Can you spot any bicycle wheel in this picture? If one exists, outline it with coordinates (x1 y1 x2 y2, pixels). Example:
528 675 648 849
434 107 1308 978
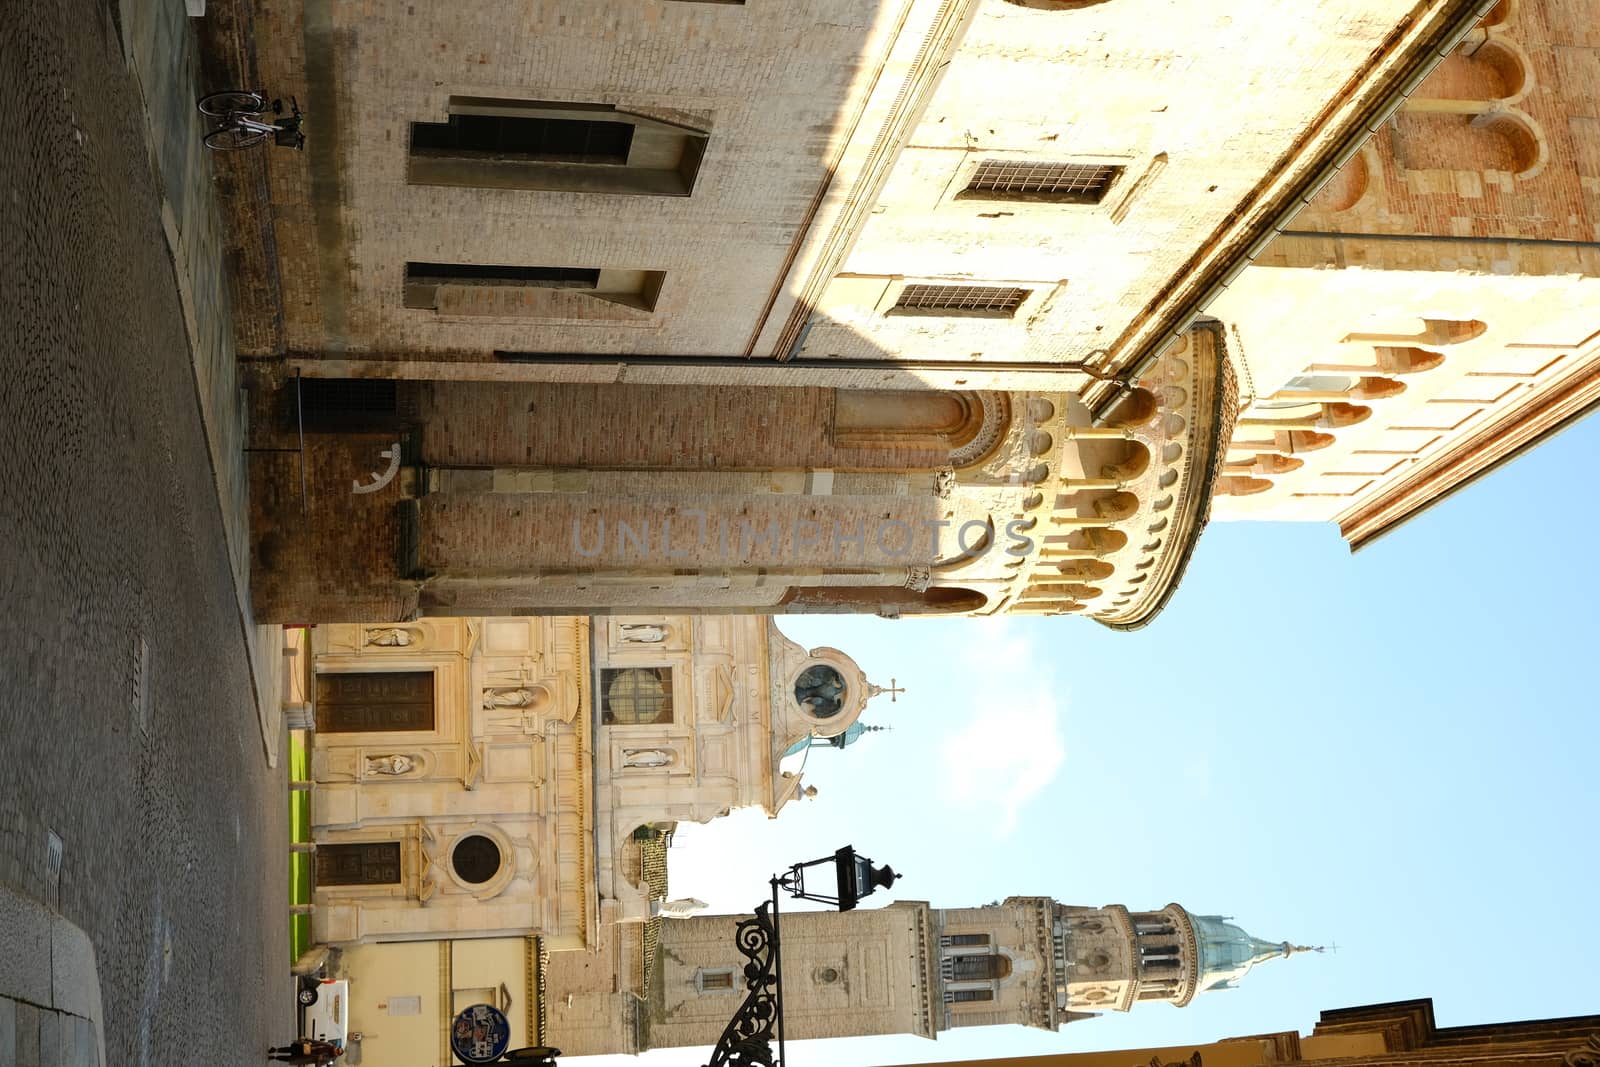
203 125 270 151
197 90 265 116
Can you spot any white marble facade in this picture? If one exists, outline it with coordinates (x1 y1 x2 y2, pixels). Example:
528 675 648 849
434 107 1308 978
307 615 877 949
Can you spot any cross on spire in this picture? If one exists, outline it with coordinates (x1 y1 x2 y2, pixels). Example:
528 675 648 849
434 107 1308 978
866 678 907 704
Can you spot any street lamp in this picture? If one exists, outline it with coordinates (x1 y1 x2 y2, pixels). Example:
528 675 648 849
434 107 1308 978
778 845 900 912
704 845 900 1067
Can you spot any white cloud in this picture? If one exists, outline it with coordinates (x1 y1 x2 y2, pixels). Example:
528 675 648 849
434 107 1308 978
937 619 1066 837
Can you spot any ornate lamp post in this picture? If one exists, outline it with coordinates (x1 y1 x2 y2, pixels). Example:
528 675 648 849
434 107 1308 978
707 845 900 1067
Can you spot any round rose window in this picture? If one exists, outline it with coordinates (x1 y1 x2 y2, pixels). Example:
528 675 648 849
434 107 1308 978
453 834 502 885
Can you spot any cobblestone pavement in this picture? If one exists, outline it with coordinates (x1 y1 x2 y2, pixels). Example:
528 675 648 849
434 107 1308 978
0 0 289 1061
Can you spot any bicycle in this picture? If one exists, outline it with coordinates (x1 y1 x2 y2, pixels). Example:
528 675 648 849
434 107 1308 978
197 90 305 151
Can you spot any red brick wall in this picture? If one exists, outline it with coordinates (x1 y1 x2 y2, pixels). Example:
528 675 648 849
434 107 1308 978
418 382 951 472
1294 0 1600 242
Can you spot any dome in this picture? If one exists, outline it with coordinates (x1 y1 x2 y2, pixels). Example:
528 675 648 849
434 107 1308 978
1188 913 1307 993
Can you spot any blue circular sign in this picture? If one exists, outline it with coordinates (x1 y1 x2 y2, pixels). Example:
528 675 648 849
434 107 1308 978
451 1003 512 1064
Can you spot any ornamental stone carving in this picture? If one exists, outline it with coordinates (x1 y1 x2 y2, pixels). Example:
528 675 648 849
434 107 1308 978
365 754 417 776
948 392 1011 468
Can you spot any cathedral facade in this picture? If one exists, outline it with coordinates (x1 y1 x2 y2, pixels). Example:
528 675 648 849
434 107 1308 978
295 611 887 1058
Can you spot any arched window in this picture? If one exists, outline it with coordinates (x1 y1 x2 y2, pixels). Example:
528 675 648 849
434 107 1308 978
950 954 1012 981
832 389 997 460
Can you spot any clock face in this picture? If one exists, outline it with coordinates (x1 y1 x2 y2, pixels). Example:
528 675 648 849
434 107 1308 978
794 665 847 719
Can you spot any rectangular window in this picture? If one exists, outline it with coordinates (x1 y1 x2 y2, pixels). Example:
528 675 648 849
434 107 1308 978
316 842 402 886
411 113 634 164
315 671 436 733
405 263 601 289
941 934 991 947
403 262 665 315
696 969 738 992
295 377 399 432
891 284 1029 317
601 667 675 725
409 98 709 196
963 160 1122 203
944 989 994 1003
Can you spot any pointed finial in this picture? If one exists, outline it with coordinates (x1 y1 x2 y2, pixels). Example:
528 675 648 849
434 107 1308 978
1285 944 1326 955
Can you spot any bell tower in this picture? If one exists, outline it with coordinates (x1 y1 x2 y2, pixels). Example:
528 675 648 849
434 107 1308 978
628 897 1315 1054
544 894 1314 1055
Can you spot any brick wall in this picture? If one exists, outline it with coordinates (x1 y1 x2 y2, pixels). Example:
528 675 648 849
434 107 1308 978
1290 0 1600 243
418 381 949 471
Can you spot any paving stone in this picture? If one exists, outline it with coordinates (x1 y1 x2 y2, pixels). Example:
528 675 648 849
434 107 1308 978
68 1014 94 1067
0 997 15 1067
13 1007 38 1067
0 0 290 1062
36 1009 60 1067
0 892 51 1007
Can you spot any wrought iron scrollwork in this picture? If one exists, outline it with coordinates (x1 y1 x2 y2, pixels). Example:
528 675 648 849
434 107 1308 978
705 901 782 1067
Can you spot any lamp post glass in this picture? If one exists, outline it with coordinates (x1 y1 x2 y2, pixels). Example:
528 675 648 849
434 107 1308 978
778 845 899 912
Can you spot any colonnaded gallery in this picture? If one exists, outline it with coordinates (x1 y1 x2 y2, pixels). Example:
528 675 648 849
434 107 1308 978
236 0 1600 628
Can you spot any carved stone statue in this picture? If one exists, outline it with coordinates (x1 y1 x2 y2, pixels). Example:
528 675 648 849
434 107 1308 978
483 688 538 709
365 754 416 776
366 627 414 647
656 897 709 918
622 748 673 768
619 624 668 643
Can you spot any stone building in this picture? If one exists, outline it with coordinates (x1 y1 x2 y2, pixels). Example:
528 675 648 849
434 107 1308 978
236 0 1503 625
297 612 887 1055
1198 0 1600 546
545 897 1314 1056
885 998 1600 1067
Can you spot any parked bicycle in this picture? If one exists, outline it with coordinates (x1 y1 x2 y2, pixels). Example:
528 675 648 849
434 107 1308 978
197 90 305 151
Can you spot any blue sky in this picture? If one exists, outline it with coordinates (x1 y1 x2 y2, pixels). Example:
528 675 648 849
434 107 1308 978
584 410 1600 1067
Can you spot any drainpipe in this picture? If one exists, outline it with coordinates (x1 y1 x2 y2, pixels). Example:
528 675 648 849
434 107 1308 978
1090 0 1503 424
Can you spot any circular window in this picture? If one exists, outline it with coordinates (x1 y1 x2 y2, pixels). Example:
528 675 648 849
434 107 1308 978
453 834 502 885
815 967 840 985
794 665 847 719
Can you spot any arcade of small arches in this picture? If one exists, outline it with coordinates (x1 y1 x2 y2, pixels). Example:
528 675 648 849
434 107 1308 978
1217 317 1478 501
917 326 1236 629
